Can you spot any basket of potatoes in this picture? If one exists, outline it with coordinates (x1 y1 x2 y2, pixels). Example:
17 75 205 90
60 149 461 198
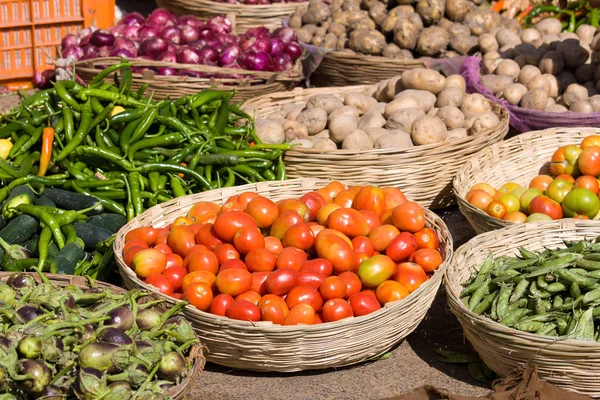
288 0 519 86
243 68 509 209
461 17 600 132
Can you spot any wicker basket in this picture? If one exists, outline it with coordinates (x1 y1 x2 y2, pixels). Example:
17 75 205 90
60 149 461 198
454 127 600 234
0 272 204 400
156 0 308 34
243 87 510 210
75 57 302 101
114 178 453 372
446 219 600 398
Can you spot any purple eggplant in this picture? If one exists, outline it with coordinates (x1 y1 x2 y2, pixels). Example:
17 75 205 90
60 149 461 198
98 327 133 345
17 359 52 395
158 351 188 382
107 307 134 331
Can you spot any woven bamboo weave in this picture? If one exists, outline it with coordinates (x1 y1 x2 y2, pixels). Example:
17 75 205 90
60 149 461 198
114 178 452 372
243 87 509 210
0 272 204 399
453 127 600 234
75 57 302 101
446 219 600 398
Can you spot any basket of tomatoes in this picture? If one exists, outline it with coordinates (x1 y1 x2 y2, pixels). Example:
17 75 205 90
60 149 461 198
454 127 600 234
114 178 452 372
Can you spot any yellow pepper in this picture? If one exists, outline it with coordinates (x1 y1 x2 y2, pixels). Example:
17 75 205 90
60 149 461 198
0 139 12 159
109 106 126 117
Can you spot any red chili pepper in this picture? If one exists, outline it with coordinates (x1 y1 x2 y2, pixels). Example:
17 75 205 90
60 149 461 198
517 4 536 22
492 0 505 13
37 127 54 177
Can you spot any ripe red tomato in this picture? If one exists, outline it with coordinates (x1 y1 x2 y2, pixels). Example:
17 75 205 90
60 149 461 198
314 313 324 324
300 258 333 277
123 246 145 268
188 223 203 235
410 249 443 273
221 202 244 213
182 270 216 292
153 244 173 255
210 293 234 316
215 268 253 296
395 262 427 292
297 270 326 290
307 222 325 239
251 271 270 295
265 268 298 295
413 228 440 250
283 304 315 325
359 210 381 235
133 249 167 278
315 232 354 274
376 280 409 305
188 250 219 275
270 210 305 239
187 202 220 223
391 202 426 233
233 225 265 254
124 239 148 254
348 292 381 317
315 229 353 248
264 236 283 255
245 248 277 272
282 223 315 250
155 232 169 246
162 266 187 292
167 225 197 257
319 276 347 300
327 208 369 238
357 255 396 287
352 236 374 256
528 195 563 220
183 282 213 311
165 253 184 270
382 187 408 211
529 175 553 191
182 245 209 269
386 232 418 262
258 294 290 317
236 290 262 305
578 146 600 176
278 199 310 222
322 298 354 322
237 192 261 208
213 244 240 265
275 247 308 271
316 203 342 226
125 227 158 246
259 301 285 324
338 272 362 298
286 286 323 311
316 181 345 203
173 216 194 227
195 223 224 251
146 274 174 295
226 300 261 322
213 211 257 242
575 175 600 194
220 259 248 271
333 189 357 208
299 192 327 221
246 197 279 229
368 225 400 252
352 252 369 274
353 186 386 217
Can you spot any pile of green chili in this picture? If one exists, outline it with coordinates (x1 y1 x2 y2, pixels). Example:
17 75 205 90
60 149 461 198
520 1 599 31
461 237 600 341
0 61 290 221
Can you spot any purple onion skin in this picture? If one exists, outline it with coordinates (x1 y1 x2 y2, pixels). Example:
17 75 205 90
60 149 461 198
245 27 270 39
181 25 199 44
197 27 214 41
239 50 271 71
158 67 178 76
90 30 115 47
33 70 55 90
177 47 201 64
272 27 296 43
198 46 219 63
156 51 178 63
61 34 79 49
133 66 159 74
219 44 241 66
271 39 284 56
272 53 293 71
283 42 302 60
207 16 233 34
160 26 182 45
61 45 84 60
147 8 177 28
113 38 137 55
166 43 178 54
109 48 135 58
178 69 204 78
82 44 98 56
97 46 111 57
121 25 141 40
178 15 201 28
139 26 160 41
139 37 169 58
119 12 145 26
80 33 92 47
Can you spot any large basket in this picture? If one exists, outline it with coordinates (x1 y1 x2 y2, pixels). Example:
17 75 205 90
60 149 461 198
114 178 453 372
446 219 600 398
75 57 302 101
243 87 510 210
0 272 204 400
156 0 308 34
454 127 600 234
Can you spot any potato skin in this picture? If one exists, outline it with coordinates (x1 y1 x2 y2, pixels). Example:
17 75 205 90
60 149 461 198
519 88 548 110
386 108 426 131
445 0 468 22
461 93 492 118
302 2 331 25
348 29 387 55
494 59 520 79
518 65 541 86
478 33 499 53
469 111 500 135
416 26 450 56
535 18 562 36
401 68 446 94
481 75 514 95
415 0 445 26
436 106 465 130
312 138 338 150
296 108 328 135
392 19 420 50
411 115 448 145
538 51 564 75
436 87 464 108
255 119 285 144
445 74 466 92
450 35 479 55
358 108 387 130
502 83 528 105
373 131 414 149
342 129 372 149
306 94 344 114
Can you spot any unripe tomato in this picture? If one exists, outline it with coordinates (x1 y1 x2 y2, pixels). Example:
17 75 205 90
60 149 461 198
276 247 308 271
146 274 174 295
125 227 158 247
215 268 253 296
410 248 443 273
316 203 342 226
265 268 298 295
133 249 167 278
466 190 494 211
182 270 216 292
376 280 409 305
556 174 576 184
286 286 323 312
562 188 600 218
183 282 213 311
162 266 187 292
368 225 400 252
385 232 418 262
546 178 574 204
245 248 277 272
499 194 520 214
382 187 407 211
282 223 314 250
214 211 257 242
358 255 396 287
322 298 354 322
394 262 427 292
226 300 260 322
246 197 279 228
353 186 386 217
391 202 426 233
167 225 197 258
195 223 224 251
233 225 265 254
283 304 315 325
497 182 521 196
327 208 369 238
348 292 381 317
413 228 439 250
319 276 347 300
519 188 543 213
210 293 234 316
550 145 582 177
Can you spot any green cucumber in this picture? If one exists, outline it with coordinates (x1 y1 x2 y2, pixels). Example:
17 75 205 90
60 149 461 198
55 242 85 275
86 213 127 234
33 196 56 207
0 214 38 244
43 188 103 214
73 222 112 250
5 185 35 202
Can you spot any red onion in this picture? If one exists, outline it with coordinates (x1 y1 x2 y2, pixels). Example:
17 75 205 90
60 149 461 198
283 42 302 59
113 38 137 56
177 15 201 28
33 69 55 89
177 47 202 64
272 27 296 43
239 50 271 71
180 25 199 44
271 39 284 55
98 46 112 57
158 67 178 76
198 27 214 40
161 26 182 44
137 55 154 61
139 37 169 58
61 34 79 49
245 27 270 39
198 46 219 65
207 16 232 35
119 12 145 26
147 8 176 28
82 45 98 57
139 26 160 40
133 66 158 74
272 53 293 71
80 33 92 47
219 44 241 66
90 30 115 47
254 37 272 53
110 48 135 58
62 45 84 60
79 28 93 39
156 51 178 63
166 43 178 54
121 25 141 40
258 0 270 5
245 0 259 4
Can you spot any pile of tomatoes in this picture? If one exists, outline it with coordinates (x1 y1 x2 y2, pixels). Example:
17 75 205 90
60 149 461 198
467 135 600 222
121 181 443 326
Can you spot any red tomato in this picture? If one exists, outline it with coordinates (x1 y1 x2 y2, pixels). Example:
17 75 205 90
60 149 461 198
270 210 304 239
226 195 239 203
575 175 600 194
278 199 310 222
380 210 393 225
258 294 290 317
183 282 213 311
188 250 219 275
333 189 357 208
352 236 374 256
353 186 386 217
226 300 261 322
195 223 224 251
391 202 426 233
410 249 443 273
315 229 353 248
210 293 234 316
165 253 184 270
215 268 253 296
486 200 508 219
529 175 553 191
395 262 427 292
307 222 325 238
322 298 354 322
283 304 315 325
327 208 369 238
245 248 277 272
125 227 158 246
352 252 369 274
182 270 216 292
167 225 197 258
133 249 167 278
359 210 381 235
265 268 298 295
251 271 270 294
368 225 400 252
286 286 323 311
213 211 257 242
376 280 409 305
146 274 174 295
182 245 209 269
170 293 183 300
123 246 145 268
282 223 315 250
348 292 381 317
221 202 244 213
316 203 342 227
413 228 440 250
299 192 327 221
314 233 354 274
276 247 308 271
220 259 248 271
124 240 148 254
319 276 347 300
386 232 418 262
233 225 265 254
246 197 279 229
236 290 262 305
300 258 333 277
316 181 345 203
357 255 396 287
237 192 261 208
173 216 194 227
528 195 563 220
153 244 173 255
338 271 362 298
187 201 220 223
259 301 285 324
264 236 283 255
213 244 240 265
297 270 326 290
579 146 600 176
155 232 169 246
382 187 408 211
163 266 187 292
188 223 203 235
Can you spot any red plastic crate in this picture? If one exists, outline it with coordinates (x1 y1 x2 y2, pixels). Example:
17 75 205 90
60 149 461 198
0 0 114 85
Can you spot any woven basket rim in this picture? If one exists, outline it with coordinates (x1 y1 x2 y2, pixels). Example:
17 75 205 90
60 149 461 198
166 0 308 11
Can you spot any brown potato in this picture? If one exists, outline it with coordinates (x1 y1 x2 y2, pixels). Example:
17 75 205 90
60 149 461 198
520 88 548 110
445 0 468 21
306 94 344 114
469 111 499 135
478 33 499 53
436 87 465 108
518 65 541 86
448 23 470 37
358 109 387 130
416 26 450 56
401 68 446 94
348 29 386 55
302 2 331 25
526 75 551 96
436 105 465 129
411 115 447 145
461 93 491 118
535 18 562 36
494 59 520 79
373 131 414 149
342 129 372 149
502 83 527 105
481 75 514 94
255 119 285 144
445 74 466 92
450 35 479 55
556 39 590 69
386 108 426 131
312 138 338 150
392 19 420 50
415 0 445 26
575 64 596 84
296 108 328 135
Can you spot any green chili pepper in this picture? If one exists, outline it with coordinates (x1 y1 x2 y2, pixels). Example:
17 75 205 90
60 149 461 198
73 146 135 171
54 100 92 162
276 156 286 181
71 182 126 216
140 163 213 190
127 132 183 162
15 204 65 249
78 88 147 108
54 81 82 112
8 135 31 159
37 226 53 271
109 109 144 127
170 175 186 198
90 61 132 86
129 107 158 144
128 172 144 216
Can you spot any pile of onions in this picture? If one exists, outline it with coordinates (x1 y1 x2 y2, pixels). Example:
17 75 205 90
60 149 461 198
58 8 302 76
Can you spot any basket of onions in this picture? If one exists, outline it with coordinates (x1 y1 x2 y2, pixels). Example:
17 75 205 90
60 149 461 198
71 9 303 101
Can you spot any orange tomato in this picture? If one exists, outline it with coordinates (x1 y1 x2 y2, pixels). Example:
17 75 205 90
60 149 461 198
188 250 219 275
195 223 224 251
575 175 600 194
394 262 427 292
353 186 386 216
316 181 346 203
275 247 308 271
368 224 401 252
246 197 279 229
220 202 245 213
410 248 443 273
327 208 369 238
270 210 304 239
264 236 283 255
391 202 426 233
556 174 576 184
359 210 382 235
319 276 347 300
237 192 261 208
233 225 265 254
529 175 553 191
167 225 197 258
173 216 194 226
315 229 353 249
277 199 310 222
125 227 158 247
486 200 507 219
466 189 494 211
187 201 220 223
133 248 167 278
382 187 408 211
376 280 409 305
283 304 315 325
213 243 240 265
245 248 277 272
259 294 290 317
214 211 257 242
215 268 253 296
503 211 527 223
413 228 439 250
581 135 600 149
183 282 213 311
322 298 354 322
578 146 600 176
352 236 375 256
282 222 315 250
235 290 262 305
333 189 357 208
316 203 342 226
182 270 217 292
470 183 496 197
315 232 354 274
259 301 286 324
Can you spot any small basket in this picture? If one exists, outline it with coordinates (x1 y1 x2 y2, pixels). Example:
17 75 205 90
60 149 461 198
156 0 308 34
75 57 302 101
0 272 204 400
243 87 510 210
114 178 453 372
454 127 600 234
446 219 600 398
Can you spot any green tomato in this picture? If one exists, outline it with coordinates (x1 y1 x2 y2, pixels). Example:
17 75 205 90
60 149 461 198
546 178 574 204
499 194 520 213
519 188 543 213
510 187 527 199
357 255 396 287
562 188 600 218
525 213 553 222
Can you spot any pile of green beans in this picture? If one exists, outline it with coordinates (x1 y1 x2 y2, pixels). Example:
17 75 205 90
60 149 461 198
461 238 600 341
0 61 290 221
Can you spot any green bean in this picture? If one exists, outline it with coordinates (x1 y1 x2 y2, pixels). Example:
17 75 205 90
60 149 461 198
587 270 600 279
496 284 513 320
519 247 539 260
583 288 600 305
576 258 600 270
552 295 584 311
499 308 529 327
546 282 567 293
519 312 557 323
555 269 598 288
461 280 485 297
473 290 498 315
490 291 499 320
515 321 545 332
570 282 582 299
468 278 490 311
510 278 530 303
536 323 558 336
553 295 564 309
506 298 528 313
573 308 595 340
522 254 579 278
